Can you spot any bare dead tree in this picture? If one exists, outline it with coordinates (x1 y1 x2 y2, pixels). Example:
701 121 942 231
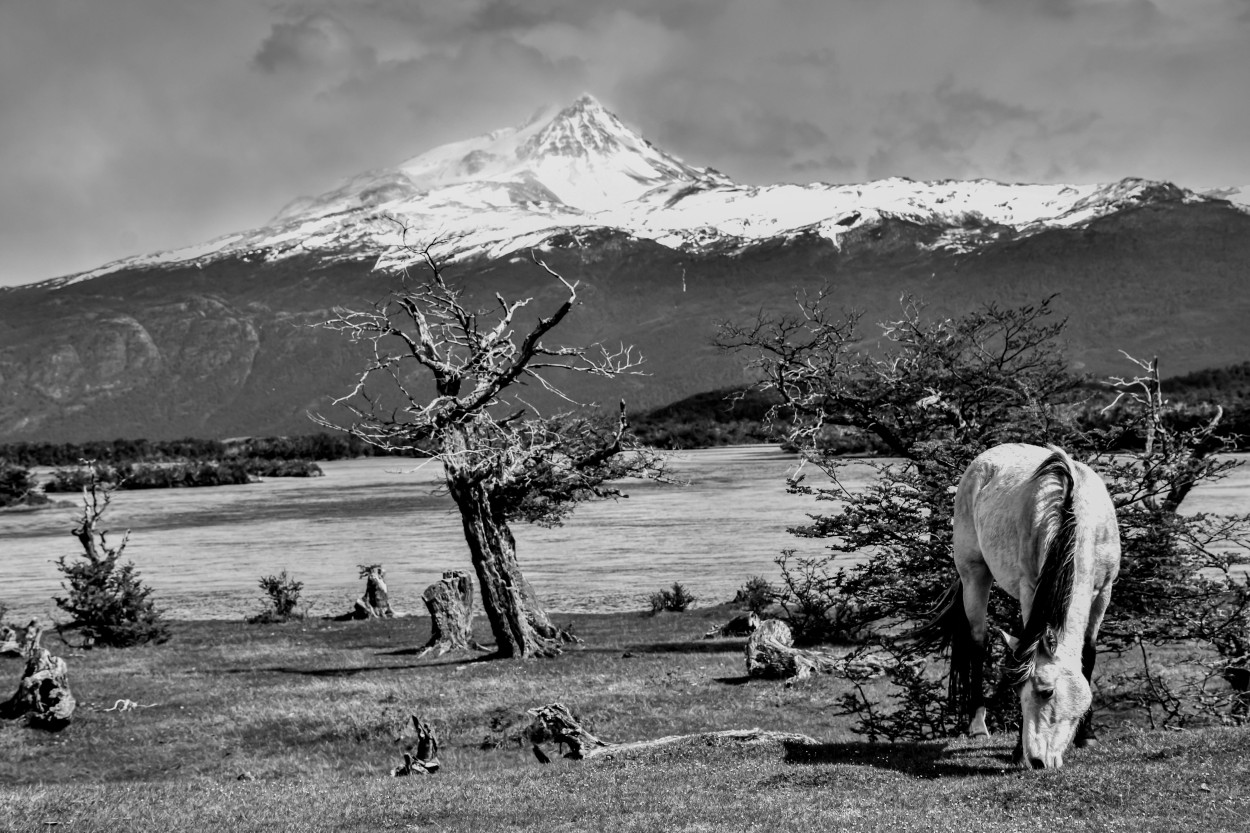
316 238 660 658
1100 352 1234 513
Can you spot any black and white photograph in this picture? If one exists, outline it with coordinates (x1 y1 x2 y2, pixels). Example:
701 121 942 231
2 1 1248 828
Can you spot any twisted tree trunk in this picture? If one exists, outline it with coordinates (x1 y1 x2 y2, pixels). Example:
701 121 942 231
446 473 575 658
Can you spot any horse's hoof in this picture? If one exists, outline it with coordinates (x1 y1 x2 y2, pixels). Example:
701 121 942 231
968 730 991 740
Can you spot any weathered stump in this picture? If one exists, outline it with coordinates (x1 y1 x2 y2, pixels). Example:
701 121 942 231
416 570 485 657
526 703 611 759
339 564 394 620
702 611 759 640
1 646 76 729
526 702 818 763
745 619 838 680
391 714 440 776
1 620 45 659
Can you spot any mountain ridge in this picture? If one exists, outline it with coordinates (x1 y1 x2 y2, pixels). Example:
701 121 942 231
33 95 1246 291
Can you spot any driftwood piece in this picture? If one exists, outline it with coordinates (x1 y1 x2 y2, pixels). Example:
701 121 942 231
391 714 440 776
702 611 759 640
416 570 485 657
1 646 76 729
745 619 838 680
526 702 818 763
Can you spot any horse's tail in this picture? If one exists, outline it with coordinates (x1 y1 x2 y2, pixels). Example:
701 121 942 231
911 577 978 722
1016 445 1079 676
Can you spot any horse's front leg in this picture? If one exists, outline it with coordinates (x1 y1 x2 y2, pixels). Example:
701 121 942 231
1074 640 1098 747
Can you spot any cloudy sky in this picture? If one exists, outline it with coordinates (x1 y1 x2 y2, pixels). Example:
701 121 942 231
2 0 1248 287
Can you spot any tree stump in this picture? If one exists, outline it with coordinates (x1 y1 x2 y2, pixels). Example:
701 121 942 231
355 564 394 619
526 702 818 763
1 646 76 729
391 714 440 776
417 570 486 657
745 619 838 680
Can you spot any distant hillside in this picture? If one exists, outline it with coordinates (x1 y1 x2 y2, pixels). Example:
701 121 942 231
1164 361 1250 404
3 195 1249 444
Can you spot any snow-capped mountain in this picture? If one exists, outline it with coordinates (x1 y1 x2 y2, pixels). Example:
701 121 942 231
56 94 1241 286
7 94 1250 443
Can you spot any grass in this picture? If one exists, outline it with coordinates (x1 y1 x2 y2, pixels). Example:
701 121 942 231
1 607 1248 832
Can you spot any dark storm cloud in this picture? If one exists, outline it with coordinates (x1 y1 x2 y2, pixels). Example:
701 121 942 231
2 0 1248 286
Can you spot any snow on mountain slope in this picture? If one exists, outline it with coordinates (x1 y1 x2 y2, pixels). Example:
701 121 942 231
52 95 1238 286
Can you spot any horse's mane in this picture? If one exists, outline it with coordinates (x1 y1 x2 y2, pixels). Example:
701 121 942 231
1012 446 1079 680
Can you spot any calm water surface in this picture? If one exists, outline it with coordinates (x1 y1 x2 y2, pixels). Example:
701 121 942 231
0 447 844 620
2 448 1246 621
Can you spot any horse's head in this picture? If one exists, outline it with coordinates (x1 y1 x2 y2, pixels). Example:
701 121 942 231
1002 629 1092 769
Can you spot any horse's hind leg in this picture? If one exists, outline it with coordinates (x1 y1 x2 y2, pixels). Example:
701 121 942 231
955 561 993 738
1075 585 1113 748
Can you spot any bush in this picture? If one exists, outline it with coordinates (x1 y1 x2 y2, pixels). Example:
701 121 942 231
249 571 304 624
243 458 323 477
649 582 697 614
734 575 778 614
55 473 168 647
44 460 259 491
0 460 47 508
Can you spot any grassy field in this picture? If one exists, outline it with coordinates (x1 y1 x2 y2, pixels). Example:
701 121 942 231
1 607 1248 832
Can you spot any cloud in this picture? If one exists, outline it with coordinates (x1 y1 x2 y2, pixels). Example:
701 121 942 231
252 14 376 75
1 0 1249 286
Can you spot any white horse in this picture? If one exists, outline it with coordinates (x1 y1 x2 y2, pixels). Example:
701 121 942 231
927 443 1121 769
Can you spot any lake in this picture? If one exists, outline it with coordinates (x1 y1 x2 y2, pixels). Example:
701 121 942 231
2 447 1246 622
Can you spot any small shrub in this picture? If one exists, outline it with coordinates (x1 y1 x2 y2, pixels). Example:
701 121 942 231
55 471 168 647
649 582 697 614
734 575 778 614
249 571 304 624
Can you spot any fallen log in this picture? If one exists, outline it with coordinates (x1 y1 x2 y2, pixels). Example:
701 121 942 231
391 714 440 776
416 570 487 657
745 619 838 680
526 702 818 763
1 646 76 729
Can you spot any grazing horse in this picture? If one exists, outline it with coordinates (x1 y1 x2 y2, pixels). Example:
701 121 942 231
927 443 1120 769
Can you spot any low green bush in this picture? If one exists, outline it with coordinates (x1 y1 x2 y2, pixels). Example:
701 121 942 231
248 571 305 624
649 582 697 614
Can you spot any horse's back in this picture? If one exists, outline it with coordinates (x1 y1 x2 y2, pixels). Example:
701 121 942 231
953 443 1118 602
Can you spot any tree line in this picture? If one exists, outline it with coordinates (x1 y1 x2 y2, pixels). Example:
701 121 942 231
0 432 395 468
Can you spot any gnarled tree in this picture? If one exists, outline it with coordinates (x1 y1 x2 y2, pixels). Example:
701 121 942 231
318 244 657 658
